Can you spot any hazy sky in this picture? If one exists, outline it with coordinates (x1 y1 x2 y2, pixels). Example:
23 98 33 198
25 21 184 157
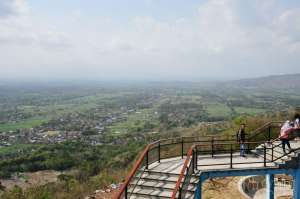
1 0 300 81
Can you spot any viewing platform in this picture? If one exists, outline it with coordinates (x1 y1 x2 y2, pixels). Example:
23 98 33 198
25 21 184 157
115 122 300 199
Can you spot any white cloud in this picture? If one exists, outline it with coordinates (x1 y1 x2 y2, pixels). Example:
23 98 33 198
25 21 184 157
1 0 300 80
0 0 72 50
0 0 26 17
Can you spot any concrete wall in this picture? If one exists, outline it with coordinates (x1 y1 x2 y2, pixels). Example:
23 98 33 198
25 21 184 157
239 175 292 199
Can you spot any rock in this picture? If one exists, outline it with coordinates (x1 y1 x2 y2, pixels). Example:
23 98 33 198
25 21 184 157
110 183 117 189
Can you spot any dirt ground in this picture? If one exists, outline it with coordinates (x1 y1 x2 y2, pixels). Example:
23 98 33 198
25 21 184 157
93 188 119 199
0 170 60 190
202 177 247 199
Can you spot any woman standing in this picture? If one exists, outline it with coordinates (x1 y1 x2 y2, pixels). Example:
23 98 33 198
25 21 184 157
279 121 293 154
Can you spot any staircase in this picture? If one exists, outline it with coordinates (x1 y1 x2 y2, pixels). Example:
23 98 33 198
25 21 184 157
128 170 198 199
254 140 300 168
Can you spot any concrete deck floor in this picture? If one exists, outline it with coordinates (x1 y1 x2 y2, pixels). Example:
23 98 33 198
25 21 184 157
148 140 300 173
147 152 277 175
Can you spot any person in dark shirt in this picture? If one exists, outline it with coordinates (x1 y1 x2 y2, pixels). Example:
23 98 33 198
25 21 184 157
237 124 246 157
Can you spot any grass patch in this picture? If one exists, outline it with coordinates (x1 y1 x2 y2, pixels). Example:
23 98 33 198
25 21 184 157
234 107 266 115
0 118 48 132
205 103 232 118
107 109 159 135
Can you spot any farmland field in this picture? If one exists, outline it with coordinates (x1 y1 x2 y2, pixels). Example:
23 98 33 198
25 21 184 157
0 78 300 199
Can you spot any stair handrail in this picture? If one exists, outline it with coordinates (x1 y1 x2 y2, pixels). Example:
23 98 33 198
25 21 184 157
171 145 196 199
267 127 300 162
115 140 159 199
247 121 283 141
115 121 284 198
115 136 240 198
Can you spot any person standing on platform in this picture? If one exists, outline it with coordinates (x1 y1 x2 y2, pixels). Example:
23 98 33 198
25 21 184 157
294 114 300 140
279 121 294 154
237 123 247 157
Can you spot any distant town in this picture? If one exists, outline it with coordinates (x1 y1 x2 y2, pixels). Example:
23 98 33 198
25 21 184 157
0 106 140 146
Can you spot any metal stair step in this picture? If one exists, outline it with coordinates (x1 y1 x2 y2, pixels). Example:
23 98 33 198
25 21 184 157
136 172 198 184
128 187 195 199
128 186 173 198
130 179 196 191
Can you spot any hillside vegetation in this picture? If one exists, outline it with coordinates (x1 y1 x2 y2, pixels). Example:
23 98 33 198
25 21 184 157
0 76 300 198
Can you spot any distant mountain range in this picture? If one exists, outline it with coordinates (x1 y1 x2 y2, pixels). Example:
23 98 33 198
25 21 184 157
224 74 300 90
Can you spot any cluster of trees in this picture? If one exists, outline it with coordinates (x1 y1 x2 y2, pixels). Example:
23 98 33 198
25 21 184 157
0 141 144 180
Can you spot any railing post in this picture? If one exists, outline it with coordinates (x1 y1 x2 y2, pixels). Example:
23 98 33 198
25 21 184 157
264 145 267 167
268 126 271 142
192 150 195 173
293 168 300 199
211 137 214 158
195 148 198 168
266 174 274 199
146 150 149 169
158 141 161 163
246 141 250 154
179 187 182 199
230 144 233 169
125 185 128 199
271 144 274 162
181 138 184 159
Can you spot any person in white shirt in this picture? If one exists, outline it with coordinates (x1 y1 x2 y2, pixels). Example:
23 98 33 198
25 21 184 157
294 114 300 140
279 120 294 154
295 114 300 128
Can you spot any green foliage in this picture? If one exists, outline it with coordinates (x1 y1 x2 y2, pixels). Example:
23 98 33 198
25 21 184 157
0 141 144 179
1 186 25 199
82 129 98 136
0 119 48 132
206 103 232 119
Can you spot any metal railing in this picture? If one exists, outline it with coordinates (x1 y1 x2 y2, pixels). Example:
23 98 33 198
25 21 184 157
262 128 300 163
115 135 230 199
116 141 160 199
247 121 283 142
170 121 291 199
194 141 280 169
116 121 292 199
171 145 197 199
